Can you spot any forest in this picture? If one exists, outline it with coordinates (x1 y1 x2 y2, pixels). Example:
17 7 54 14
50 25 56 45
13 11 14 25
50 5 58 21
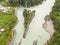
9 0 43 7
47 0 60 45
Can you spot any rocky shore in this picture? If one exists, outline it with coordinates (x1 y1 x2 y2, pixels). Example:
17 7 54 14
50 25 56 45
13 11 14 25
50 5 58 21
43 15 55 36
43 16 55 45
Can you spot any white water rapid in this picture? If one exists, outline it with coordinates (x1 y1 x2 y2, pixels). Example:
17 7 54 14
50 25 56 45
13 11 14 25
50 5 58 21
13 0 55 45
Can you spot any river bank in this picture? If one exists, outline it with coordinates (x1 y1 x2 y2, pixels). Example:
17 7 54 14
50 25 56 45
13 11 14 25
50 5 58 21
9 30 16 45
46 0 60 45
43 15 55 36
0 3 17 45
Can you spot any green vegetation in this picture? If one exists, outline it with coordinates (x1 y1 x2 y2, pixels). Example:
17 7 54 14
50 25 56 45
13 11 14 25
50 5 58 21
23 9 35 38
0 12 17 29
0 0 10 7
0 0 3 4
9 0 43 7
2 2 11 7
0 30 14 45
0 9 17 45
46 0 60 45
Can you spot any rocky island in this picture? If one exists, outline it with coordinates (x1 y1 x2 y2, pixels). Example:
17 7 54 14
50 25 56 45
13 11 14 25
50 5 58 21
23 9 35 38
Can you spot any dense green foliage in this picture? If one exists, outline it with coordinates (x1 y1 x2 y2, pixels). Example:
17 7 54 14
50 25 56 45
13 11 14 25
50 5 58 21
0 9 17 45
0 30 14 45
23 9 35 38
0 0 3 4
47 0 60 45
9 0 43 7
0 12 17 29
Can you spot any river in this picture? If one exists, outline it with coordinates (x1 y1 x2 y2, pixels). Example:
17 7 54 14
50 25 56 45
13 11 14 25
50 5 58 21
13 0 55 45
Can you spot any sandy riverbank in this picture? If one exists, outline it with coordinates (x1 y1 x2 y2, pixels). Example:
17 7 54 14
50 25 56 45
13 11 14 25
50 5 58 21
43 16 55 36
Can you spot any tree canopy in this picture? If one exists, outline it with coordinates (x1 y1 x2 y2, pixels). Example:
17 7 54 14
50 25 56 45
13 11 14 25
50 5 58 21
9 0 43 7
